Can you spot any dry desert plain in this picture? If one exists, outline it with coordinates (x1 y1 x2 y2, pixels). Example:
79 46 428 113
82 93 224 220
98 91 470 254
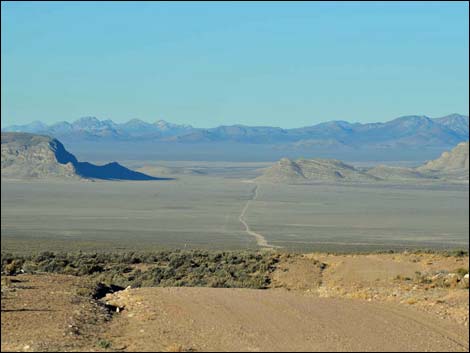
1 161 469 352
1 161 468 253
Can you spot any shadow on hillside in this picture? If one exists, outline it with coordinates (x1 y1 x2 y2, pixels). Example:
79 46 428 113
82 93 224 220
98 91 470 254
74 162 174 181
52 139 171 180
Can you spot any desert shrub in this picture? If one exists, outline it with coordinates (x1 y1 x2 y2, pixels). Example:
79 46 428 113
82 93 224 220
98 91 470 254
443 250 468 257
1 253 23 274
414 271 432 284
454 268 469 277
76 264 105 276
21 261 38 274
0 250 281 289
3 259 24 275
33 251 56 263
97 339 112 349
38 258 69 273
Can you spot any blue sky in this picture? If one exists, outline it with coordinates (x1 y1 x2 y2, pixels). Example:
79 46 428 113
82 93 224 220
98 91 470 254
1 1 468 128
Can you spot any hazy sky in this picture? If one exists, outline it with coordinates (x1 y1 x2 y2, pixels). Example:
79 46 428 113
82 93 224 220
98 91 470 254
1 1 469 128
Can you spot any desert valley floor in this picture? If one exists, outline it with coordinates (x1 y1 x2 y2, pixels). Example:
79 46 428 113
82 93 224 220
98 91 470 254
1 161 468 253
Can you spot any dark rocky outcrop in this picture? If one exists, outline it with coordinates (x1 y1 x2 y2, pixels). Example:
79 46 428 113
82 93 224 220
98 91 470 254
1 132 166 181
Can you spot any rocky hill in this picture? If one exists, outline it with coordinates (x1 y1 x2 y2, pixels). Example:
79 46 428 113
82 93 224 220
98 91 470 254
419 141 469 172
417 141 469 180
255 157 379 183
1 132 161 180
1 132 78 179
257 142 469 184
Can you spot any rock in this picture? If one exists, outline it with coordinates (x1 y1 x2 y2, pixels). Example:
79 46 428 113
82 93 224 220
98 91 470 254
1 132 78 179
444 273 459 287
460 273 469 289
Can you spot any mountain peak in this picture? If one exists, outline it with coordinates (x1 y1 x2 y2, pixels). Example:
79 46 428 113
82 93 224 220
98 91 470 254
433 114 469 138
75 116 100 124
392 115 432 122
122 119 151 127
127 118 146 123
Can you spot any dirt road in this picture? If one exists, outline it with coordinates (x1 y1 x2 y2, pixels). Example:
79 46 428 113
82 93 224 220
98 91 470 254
239 184 279 249
104 286 469 352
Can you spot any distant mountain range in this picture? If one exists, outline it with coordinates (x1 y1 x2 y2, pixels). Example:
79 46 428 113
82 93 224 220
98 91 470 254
3 114 468 162
3 114 468 147
2 117 194 141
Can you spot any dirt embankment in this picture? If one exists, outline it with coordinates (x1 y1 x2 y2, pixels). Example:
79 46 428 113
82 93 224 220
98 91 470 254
1 274 112 352
310 252 469 326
